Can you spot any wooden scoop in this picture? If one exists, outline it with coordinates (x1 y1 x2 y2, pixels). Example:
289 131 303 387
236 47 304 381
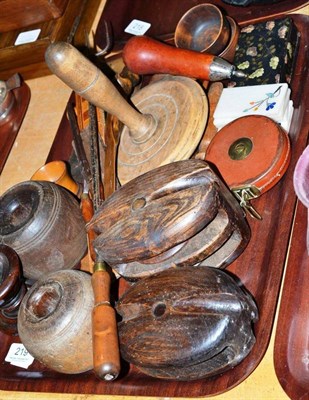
45 42 208 184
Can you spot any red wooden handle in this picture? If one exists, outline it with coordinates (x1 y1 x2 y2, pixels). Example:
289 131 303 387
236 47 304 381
123 36 215 80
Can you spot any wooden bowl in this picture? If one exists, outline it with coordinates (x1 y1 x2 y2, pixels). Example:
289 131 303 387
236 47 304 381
218 16 240 63
174 3 231 55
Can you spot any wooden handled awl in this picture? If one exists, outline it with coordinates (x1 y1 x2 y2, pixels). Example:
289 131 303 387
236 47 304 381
122 36 246 81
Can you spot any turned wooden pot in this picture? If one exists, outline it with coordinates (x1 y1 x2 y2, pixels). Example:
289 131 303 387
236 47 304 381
0 180 87 280
0 244 27 335
18 269 94 374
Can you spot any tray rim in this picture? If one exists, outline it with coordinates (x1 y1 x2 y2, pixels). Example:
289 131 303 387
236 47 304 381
0 11 308 399
274 199 309 398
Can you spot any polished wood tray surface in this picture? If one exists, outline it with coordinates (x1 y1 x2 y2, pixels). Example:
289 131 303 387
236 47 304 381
0 12 308 399
274 197 309 400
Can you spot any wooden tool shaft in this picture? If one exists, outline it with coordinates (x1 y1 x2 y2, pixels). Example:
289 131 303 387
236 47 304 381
45 42 154 140
102 114 119 198
92 266 120 381
195 82 223 158
123 36 215 80
80 193 96 262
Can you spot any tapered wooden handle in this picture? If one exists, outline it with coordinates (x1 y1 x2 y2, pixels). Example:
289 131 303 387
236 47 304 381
123 36 215 80
92 266 121 381
45 42 154 139
80 193 120 379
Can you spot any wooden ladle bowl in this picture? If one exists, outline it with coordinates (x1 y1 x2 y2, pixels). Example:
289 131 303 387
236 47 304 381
175 3 230 55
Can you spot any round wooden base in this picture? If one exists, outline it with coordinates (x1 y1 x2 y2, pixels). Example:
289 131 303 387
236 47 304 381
117 75 208 184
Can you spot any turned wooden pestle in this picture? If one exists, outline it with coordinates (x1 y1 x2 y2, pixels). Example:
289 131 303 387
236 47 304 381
45 42 156 144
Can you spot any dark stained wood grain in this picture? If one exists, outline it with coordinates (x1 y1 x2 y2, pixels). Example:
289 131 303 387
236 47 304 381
117 266 258 381
0 12 307 400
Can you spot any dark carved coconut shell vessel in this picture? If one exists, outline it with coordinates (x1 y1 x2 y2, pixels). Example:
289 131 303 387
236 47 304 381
116 266 258 380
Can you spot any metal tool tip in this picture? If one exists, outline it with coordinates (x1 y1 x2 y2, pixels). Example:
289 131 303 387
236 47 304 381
232 69 247 78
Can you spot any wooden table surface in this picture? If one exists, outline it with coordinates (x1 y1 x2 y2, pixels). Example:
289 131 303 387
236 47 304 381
0 3 308 399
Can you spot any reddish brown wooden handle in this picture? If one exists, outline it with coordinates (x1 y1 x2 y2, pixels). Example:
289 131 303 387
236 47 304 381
123 36 215 80
92 266 121 381
45 42 154 139
80 193 120 380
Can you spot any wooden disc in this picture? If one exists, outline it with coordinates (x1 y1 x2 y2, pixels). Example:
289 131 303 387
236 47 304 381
117 75 208 184
205 115 291 193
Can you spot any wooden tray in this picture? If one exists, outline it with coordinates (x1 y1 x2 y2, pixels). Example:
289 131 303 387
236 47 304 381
0 12 308 399
273 21 309 395
274 198 309 399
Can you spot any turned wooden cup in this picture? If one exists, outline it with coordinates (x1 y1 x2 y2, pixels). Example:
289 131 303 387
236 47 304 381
175 3 231 55
0 244 27 335
31 160 80 197
218 17 240 63
0 180 87 280
18 269 94 374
